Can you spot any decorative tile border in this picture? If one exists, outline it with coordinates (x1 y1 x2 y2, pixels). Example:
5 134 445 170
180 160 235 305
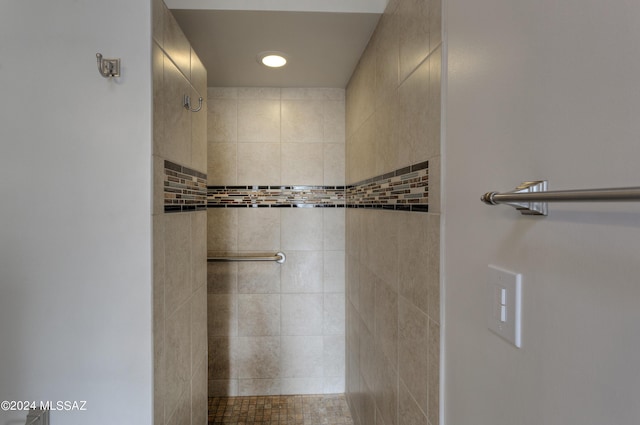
164 160 208 213
207 185 346 208
206 161 428 212
346 161 429 212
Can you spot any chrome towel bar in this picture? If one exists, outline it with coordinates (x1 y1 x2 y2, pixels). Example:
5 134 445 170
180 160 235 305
481 181 640 216
208 252 286 264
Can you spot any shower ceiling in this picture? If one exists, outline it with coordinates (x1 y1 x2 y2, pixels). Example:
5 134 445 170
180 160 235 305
168 0 385 87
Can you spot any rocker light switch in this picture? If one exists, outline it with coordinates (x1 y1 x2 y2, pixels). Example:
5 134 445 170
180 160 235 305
487 265 522 348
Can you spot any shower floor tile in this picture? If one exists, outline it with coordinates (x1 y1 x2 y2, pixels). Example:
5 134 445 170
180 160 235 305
208 394 354 425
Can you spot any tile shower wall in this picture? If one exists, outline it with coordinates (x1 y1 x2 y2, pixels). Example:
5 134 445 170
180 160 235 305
345 1 441 425
153 1 208 425
207 88 346 396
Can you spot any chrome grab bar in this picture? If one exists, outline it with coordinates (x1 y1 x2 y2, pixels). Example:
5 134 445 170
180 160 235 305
207 252 286 264
481 181 640 216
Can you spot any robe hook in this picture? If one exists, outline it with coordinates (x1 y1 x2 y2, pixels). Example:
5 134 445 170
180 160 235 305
96 53 120 78
183 95 203 112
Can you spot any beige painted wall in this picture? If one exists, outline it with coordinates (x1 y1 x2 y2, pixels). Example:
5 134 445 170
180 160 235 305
0 1 153 424
445 1 640 424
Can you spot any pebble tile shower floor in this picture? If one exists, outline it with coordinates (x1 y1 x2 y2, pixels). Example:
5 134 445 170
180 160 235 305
208 394 353 425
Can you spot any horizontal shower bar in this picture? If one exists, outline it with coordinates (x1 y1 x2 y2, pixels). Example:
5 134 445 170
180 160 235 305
481 181 640 215
207 252 286 264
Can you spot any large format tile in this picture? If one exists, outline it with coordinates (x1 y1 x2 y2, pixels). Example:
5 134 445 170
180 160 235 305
364 211 398 289
190 89 207 174
281 378 324 395
165 302 191 422
398 0 430 83
238 87 281 100
399 381 428 425
164 213 192 316
427 213 440 322
428 46 442 159
237 143 281 185
237 100 280 142
281 143 324 185
427 318 439 425
375 281 398 367
207 98 238 143
375 90 400 175
208 336 235 379
238 379 281 396
237 208 280 251
208 87 238 100
281 208 323 251
280 336 323 378
323 375 346 394
281 251 323 293
191 211 207 292
324 143 346 186
282 88 344 100
358 266 376 335
398 212 430 313
324 250 346 293
374 349 399 425
323 335 346 377
208 379 238 397
163 7 191 78
429 0 442 52
398 57 430 167
346 39 375 137
191 285 208 376
207 262 238 294
207 143 237 185
191 351 208 425
237 261 281 294
281 294 323 336
324 100 346 144
281 100 324 143
398 296 428 414
323 293 346 336
375 11 400 103
324 208 345 251
207 208 238 252
234 337 281 379
237 294 280 336
207 294 237 336
190 48 207 97
160 57 191 166
152 42 164 160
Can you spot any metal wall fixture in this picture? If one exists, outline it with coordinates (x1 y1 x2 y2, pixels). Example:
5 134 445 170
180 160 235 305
207 252 286 264
183 94 203 112
96 53 120 78
26 408 49 425
481 180 640 216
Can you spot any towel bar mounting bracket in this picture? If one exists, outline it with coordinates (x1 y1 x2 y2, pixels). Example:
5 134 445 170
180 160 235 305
482 181 548 216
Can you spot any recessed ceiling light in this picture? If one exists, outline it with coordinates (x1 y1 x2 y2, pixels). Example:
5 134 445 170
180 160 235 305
258 51 288 68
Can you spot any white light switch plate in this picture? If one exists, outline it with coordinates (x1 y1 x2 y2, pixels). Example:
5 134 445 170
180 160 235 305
487 265 522 348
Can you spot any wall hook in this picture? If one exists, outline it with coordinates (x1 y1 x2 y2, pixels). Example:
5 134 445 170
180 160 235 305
96 53 120 78
183 94 203 112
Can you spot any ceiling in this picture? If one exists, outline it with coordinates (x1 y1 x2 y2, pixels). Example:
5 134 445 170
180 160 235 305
168 1 385 88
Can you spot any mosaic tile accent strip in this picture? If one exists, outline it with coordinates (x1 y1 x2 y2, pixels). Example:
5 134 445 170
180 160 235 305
207 186 346 208
208 395 353 425
346 160 429 212
164 160 208 212
206 161 428 212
